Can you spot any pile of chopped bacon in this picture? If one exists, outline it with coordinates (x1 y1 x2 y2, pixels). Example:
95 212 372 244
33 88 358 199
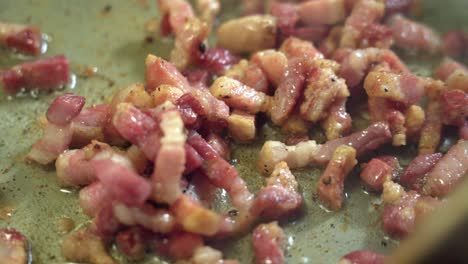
20 0 468 263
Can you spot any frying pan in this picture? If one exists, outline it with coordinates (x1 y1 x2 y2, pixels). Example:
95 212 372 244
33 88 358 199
0 0 467 263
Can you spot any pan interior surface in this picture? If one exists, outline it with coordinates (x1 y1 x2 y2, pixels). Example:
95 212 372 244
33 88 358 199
0 0 466 263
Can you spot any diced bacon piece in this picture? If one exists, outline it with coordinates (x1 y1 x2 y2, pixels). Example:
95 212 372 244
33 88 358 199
300 67 349 122
62 227 117 264
94 160 150 205
252 222 285 264
145 54 191 92
400 153 443 190
319 26 343 57
0 228 29 264
228 110 256 142
0 55 70 95
404 105 425 137
210 76 271 114
340 0 385 49
271 58 307 125
152 85 185 106
185 144 203 174
279 37 323 60
112 103 161 160
113 203 176 233
27 94 85 165
0 21 42 55
152 109 187 204
188 133 254 211
72 104 109 148
206 133 230 160
422 140 468 197
199 48 241 76
386 110 407 146
387 14 442 53
241 63 269 93
158 0 195 36
56 141 135 187
440 89 468 127
382 182 439 237
317 145 357 210
115 227 148 260
281 114 311 135
257 140 321 174
442 30 468 58
270 2 299 37
315 122 392 165
217 15 277 54
446 69 468 93
339 250 385 264
434 59 467 81
298 0 346 25
196 0 220 25
46 94 86 126
360 158 394 191
359 23 394 49
171 195 222 236
79 182 111 217
159 232 203 260
321 97 352 140
418 80 444 155
171 17 209 70
188 88 230 126
338 48 381 90
185 69 209 90
252 162 303 219
251 50 288 87
91 203 122 240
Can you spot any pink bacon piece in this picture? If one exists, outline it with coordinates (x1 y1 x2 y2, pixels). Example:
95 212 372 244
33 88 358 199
251 50 288 87
387 14 442 53
113 203 176 234
317 145 357 210
27 93 85 165
270 58 307 125
442 30 468 58
199 48 241 76
400 153 443 191
206 133 230 160
71 104 109 148
279 37 323 60
360 156 400 191
0 228 30 264
151 109 187 204
440 89 468 127
252 162 303 219
1 55 70 95
79 182 111 217
145 55 191 93
339 250 385 264
0 21 42 55
270 1 299 38
434 59 467 81
321 97 352 140
157 231 203 260
422 140 468 198
158 0 195 36
188 133 254 211
252 222 285 264
315 122 392 165
94 160 151 206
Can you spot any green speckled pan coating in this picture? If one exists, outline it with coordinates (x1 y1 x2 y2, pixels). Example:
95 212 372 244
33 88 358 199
0 0 466 263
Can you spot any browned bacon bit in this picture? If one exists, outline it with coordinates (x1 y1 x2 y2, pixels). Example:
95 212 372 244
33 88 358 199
0 21 42 55
0 55 70 95
27 93 85 165
241 62 269 93
252 162 303 219
315 122 392 165
382 181 439 238
300 67 349 123
228 110 256 142
281 114 311 135
188 133 254 211
321 97 352 140
113 203 176 234
340 0 385 49
257 140 321 175
387 14 442 53
271 58 307 125
251 50 288 86
252 222 285 264
404 105 425 137
298 0 346 26
442 30 468 58
198 48 241 76
422 140 468 198
418 80 444 155
338 250 385 264
152 109 187 204
317 145 357 210
0 228 29 264
210 76 271 114
320 26 343 57
62 227 117 264
171 195 222 236
434 58 467 81
400 153 443 191
71 104 109 148
446 69 468 93
217 15 277 54
158 0 195 37
279 37 323 60
360 156 400 192
145 55 191 92
115 227 148 260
